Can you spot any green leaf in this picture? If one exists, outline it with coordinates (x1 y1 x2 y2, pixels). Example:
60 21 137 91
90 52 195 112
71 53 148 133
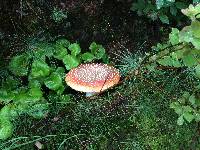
179 26 193 43
177 115 184 125
191 37 200 50
9 54 29 76
63 55 80 70
28 87 43 102
169 28 180 45
195 64 200 78
31 60 50 78
191 21 200 38
28 103 49 119
90 42 106 59
0 89 15 104
182 53 198 67
54 45 68 60
181 4 200 20
159 14 169 24
170 102 183 115
68 43 81 56
44 72 63 91
189 94 196 105
156 0 164 9
183 112 194 123
81 52 95 62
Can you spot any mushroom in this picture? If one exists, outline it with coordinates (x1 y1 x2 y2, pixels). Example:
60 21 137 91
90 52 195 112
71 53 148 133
65 63 120 97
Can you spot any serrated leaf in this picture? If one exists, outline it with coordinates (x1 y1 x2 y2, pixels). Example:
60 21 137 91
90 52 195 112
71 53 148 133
31 60 50 78
44 72 63 91
159 14 169 24
68 43 81 56
169 28 180 45
9 54 29 76
63 55 80 70
81 52 95 62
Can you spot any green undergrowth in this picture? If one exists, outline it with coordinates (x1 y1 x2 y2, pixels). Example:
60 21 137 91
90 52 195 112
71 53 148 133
0 68 199 149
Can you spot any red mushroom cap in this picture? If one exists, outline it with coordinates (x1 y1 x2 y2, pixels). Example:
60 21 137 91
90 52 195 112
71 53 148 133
65 63 120 93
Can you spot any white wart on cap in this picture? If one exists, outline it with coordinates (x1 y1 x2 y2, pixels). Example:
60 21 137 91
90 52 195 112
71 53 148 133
65 63 120 96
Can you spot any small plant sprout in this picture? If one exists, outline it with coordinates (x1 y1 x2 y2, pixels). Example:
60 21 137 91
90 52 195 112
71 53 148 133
65 63 120 97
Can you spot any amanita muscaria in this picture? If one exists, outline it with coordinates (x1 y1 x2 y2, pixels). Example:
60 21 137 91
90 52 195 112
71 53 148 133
65 63 120 97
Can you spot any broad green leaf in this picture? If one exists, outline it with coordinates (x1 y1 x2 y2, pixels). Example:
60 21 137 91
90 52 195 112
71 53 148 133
179 26 193 43
28 87 43 102
54 45 68 60
31 60 50 78
90 42 106 59
170 102 183 115
191 37 200 50
177 115 184 125
156 0 164 9
182 54 198 67
28 103 49 119
169 28 180 45
181 4 200 20
68 43 81 56
63 55 80 70
81 52 95 62
195 64 200 78
44 72 62 91
159 14 169 24
183 112 194 123
9 54 29 76
191 21 200 38
56 85 65 95
157 56 174 66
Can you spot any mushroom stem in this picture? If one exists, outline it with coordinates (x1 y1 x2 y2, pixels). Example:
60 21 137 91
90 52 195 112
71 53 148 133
86 92 96 97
